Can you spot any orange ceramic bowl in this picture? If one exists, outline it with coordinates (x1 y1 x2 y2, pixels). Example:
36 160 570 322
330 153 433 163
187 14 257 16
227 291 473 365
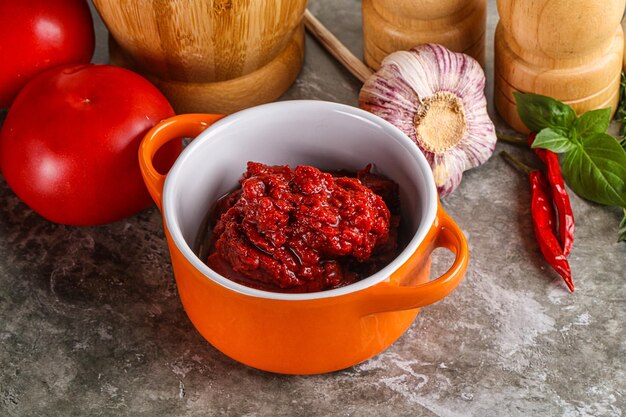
139 101 468 375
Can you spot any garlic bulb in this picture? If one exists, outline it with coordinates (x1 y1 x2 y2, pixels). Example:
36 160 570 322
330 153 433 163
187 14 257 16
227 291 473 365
359 44 496 197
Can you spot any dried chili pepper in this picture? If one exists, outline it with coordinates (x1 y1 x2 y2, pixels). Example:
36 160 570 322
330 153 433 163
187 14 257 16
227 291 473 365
528 133 575 256
501 151 575 292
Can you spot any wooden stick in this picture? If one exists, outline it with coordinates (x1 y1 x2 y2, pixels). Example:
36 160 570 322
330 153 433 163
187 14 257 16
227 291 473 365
303 9 373 84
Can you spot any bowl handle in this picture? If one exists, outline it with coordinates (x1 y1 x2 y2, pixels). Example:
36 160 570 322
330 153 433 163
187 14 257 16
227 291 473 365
361 203 469 315
139 114 225 211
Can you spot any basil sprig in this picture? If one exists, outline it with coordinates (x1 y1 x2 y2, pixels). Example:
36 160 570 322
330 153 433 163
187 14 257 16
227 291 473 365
514 92 626 240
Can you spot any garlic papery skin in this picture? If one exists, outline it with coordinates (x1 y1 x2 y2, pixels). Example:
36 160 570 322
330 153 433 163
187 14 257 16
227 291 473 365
359 44 496 197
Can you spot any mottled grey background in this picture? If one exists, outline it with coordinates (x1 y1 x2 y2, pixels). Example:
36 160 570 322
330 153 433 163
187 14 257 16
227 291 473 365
1 0 625 416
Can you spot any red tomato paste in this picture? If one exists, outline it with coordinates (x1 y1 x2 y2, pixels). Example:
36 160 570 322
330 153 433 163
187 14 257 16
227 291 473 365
206 162 401 293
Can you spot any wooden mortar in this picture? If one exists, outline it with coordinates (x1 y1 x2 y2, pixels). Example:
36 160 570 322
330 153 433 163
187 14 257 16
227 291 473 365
92 0 307 114
495 0 625 132
362 0 486 70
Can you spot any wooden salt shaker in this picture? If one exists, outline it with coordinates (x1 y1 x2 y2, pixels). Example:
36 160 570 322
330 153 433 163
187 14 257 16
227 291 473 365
92 0 307 114
495 0 625 132
362 0 487 70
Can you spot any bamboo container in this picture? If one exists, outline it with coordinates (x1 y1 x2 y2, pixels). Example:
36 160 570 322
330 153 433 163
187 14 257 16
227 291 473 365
92 0 307 114
362 0 487 70
495 0 625 132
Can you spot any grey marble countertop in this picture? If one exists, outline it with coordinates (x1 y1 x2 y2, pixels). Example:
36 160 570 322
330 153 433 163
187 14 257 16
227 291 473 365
1 1 625 416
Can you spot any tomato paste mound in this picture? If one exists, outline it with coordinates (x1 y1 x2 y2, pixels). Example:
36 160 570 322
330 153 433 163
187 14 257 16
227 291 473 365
205 162 402 293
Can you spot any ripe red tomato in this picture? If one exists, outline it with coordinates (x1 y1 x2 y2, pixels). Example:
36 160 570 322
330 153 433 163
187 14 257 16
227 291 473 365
0 0 95 108
0 64 180 225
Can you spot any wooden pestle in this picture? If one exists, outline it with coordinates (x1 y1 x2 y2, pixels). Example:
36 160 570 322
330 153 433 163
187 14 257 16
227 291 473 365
303 10 372 84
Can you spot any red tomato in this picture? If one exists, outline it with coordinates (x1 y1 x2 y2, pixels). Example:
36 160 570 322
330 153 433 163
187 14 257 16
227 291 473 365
0 64 180 225
0 0 95 108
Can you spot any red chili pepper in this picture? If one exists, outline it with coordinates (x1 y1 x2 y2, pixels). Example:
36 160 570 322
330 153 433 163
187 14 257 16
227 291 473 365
529 170 575 292
528 133 575 256
501 151 575 292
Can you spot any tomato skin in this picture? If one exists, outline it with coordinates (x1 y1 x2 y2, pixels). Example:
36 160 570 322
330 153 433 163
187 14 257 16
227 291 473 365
0 64 179 225
0 0 95 108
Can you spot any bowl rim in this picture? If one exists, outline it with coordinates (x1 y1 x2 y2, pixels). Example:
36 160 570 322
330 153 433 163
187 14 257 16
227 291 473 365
162 100 438 301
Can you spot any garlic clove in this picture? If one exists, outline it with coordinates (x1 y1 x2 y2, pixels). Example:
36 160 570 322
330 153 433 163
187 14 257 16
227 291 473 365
359 44 496 198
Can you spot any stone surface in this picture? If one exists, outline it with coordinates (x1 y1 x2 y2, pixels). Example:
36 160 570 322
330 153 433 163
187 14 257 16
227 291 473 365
1 1 625 416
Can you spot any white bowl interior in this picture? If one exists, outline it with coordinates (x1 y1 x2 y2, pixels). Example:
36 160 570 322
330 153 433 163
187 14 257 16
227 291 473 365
163 101 437 300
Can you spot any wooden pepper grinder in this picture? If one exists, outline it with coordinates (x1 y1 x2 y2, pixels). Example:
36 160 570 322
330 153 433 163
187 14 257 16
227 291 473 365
495 0 626 132
362 0 487 70
92 0 307 114
623 19 626 71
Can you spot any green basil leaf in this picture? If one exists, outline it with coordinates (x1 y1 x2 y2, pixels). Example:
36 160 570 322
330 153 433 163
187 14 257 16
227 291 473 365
574 108 612 137
514 92 577 132
531 127 576 153
562 133 626 207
